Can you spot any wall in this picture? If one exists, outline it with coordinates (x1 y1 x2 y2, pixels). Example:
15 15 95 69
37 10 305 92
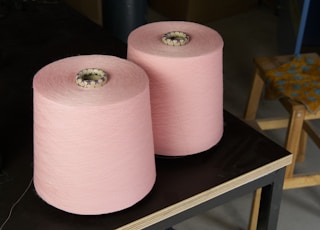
149 0 257 23
64 0 103 26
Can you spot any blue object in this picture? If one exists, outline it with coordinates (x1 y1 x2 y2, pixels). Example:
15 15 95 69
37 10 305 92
102 0 147 43
294 0 311 54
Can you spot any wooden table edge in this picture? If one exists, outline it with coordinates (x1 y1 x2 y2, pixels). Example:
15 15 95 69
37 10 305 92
117 154 292 230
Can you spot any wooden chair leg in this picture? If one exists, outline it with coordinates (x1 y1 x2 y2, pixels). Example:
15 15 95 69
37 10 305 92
249 188 262 230
296 129 307 163
284 104 306 178
249 109 305 228
244 69 265 120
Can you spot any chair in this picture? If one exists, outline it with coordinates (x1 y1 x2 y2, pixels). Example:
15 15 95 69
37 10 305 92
243 52 320 230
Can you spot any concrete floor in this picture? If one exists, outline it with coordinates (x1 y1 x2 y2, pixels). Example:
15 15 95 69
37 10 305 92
148 3 320 230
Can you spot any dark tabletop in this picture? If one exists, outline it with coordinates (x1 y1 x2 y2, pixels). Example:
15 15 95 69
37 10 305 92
0 2 291 230
0 109 291 230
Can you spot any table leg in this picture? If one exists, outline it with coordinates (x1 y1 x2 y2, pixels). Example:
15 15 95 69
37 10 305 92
257 167 286 230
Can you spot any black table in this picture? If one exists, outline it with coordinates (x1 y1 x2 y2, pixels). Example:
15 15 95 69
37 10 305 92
1 111 292 230
0 2 291 230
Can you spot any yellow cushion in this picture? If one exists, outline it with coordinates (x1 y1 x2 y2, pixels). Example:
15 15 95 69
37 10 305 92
264 54 320 112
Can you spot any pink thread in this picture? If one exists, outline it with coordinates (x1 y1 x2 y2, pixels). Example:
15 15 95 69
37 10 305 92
127 21 224 156
33 55 156 215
